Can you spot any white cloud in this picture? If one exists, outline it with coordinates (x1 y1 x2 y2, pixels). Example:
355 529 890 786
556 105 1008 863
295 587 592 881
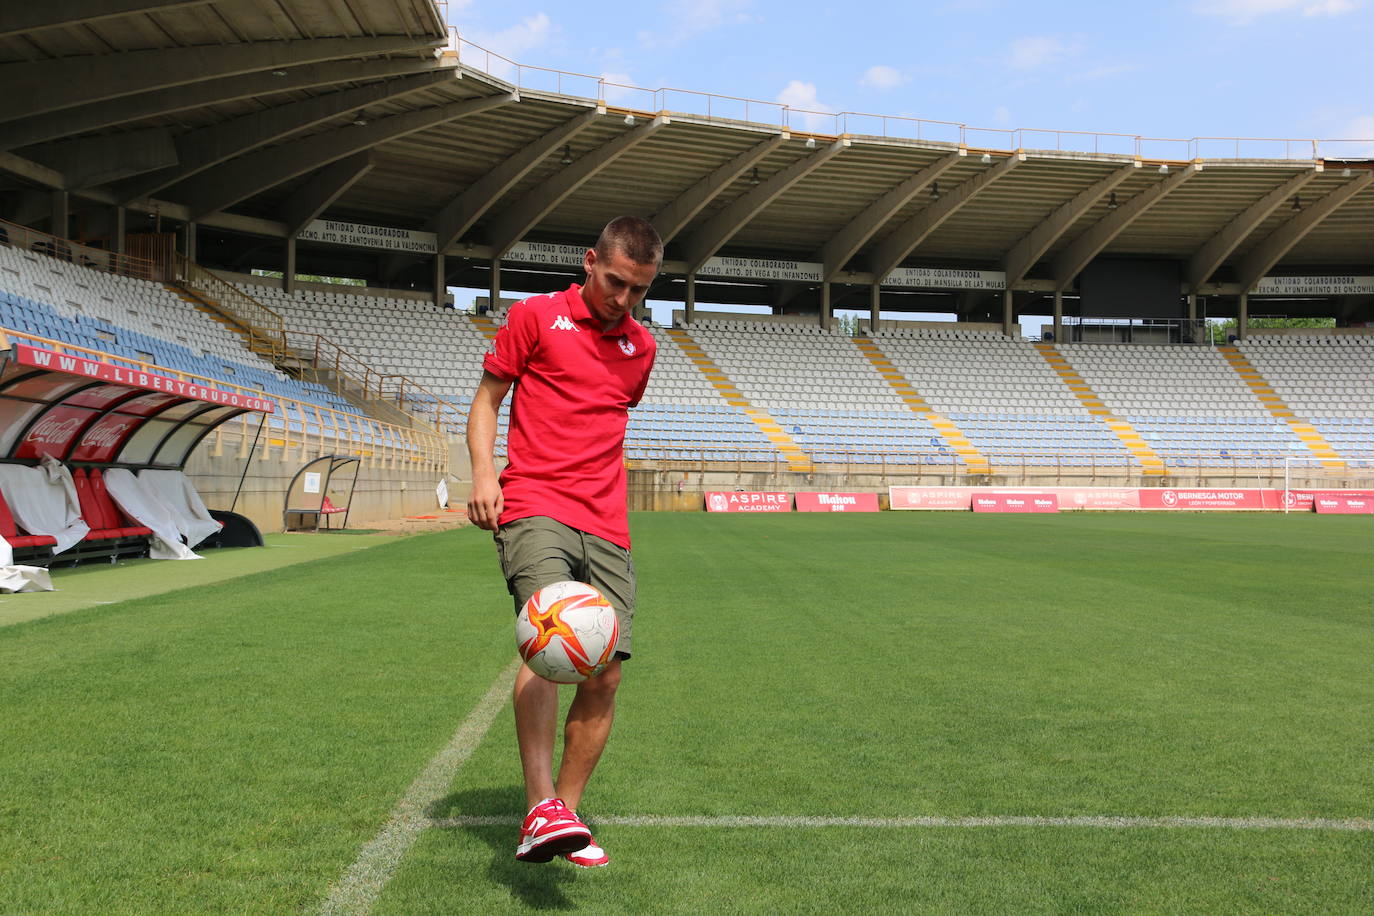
600 72 648 107
992 105 1012 126
860 65 908 90
776 80 836 132
1193 0 1358 21
640 0 753 49
1303 0 1356 14
478 13 553 57
1007 35 1071 71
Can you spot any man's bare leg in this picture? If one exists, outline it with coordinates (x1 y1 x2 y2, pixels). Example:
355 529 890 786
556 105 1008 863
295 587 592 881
513 663 559 808
555 660 622 812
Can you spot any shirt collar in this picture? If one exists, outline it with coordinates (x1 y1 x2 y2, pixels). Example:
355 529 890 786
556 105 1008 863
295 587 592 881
566 283 637 337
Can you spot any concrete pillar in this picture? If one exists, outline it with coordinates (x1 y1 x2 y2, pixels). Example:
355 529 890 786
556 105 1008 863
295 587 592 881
284 237 297 295
1237 292 1248 341
184 221 197 263
869 284 881 335
112 206 126 255
684 272 695 325
819 282 831 331
1186 292 1198 345
489 258 501 314
1052 290 1063 343
1002 289 1014 338
50 190 69 238
433 253 446 307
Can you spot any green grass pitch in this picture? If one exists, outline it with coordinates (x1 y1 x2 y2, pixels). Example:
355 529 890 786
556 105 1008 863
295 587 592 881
1 513 1371 913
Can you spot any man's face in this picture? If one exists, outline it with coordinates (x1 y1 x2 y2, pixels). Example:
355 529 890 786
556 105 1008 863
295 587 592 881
582 246 659 329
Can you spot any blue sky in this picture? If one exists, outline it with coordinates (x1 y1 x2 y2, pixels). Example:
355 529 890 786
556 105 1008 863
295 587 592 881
441 1 1373 325
446 0 1372 149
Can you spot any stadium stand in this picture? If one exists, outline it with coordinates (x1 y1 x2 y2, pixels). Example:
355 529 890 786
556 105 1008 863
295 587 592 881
231 277 481 431
0 245 356 415
1238 334 1374 462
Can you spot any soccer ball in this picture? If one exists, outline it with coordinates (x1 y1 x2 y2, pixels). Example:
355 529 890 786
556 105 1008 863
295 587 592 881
516 580 620 684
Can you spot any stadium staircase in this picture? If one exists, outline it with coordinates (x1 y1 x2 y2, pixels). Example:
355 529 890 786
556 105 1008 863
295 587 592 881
169 265 432 431
1217 345 1344 469
1034 342 1166 476
853 336 989 473
664 327 812 471
469 314 500 341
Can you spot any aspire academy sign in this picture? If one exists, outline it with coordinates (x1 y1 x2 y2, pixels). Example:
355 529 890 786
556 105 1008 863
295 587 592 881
705 492 792 513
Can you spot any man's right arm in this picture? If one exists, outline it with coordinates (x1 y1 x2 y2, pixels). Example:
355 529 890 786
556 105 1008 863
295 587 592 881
466 370 513 531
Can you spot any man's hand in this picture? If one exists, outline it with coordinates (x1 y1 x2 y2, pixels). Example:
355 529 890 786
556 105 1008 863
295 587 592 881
467 476 504 531
466 371 513 531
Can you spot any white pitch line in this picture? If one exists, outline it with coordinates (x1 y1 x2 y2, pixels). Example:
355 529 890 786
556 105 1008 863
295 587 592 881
314 655 522 916
430 813 1374 832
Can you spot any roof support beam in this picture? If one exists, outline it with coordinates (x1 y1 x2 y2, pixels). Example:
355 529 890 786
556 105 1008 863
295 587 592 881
818 150 962 281
679 139 847 272
165 92 514 220
114 69 458 202
1235 171 1374 290
487 116 669 259
650 134 787 245
0 150 67 189
867 153 1022 282
0 36 442 124
32 129 178 189
1002 162 1137 287
1051 163 1200 291
430 108 600 253
0 58 444 153
1187 170 1318 289
281 152 376 237
0 0 213 38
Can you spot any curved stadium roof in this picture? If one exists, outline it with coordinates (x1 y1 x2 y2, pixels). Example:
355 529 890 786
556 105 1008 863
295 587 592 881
1 0 1371 317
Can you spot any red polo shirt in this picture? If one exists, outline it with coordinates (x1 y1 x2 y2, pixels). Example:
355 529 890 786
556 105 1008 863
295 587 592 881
483 284 656 549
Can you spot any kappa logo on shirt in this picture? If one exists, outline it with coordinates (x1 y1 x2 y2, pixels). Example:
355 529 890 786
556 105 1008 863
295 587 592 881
549 315 580 332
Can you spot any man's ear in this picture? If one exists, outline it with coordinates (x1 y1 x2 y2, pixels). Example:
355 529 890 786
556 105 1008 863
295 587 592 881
583 248 598 275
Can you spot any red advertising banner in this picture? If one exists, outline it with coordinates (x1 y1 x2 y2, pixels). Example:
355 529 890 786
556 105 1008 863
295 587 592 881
795 492 881 512
1313 493 1374 514
14 344 275 413
1137 489 1268 510
971 492 1060 513
891 486 1374 513
888 486 976 510
705 491 792 513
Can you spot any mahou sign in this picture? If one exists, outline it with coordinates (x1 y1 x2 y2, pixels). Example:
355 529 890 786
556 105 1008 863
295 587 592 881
795 492 880 512
704 492 792 513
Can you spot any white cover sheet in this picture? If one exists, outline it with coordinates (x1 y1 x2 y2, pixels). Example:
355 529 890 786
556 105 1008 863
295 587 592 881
0 533 54 592
102 469 200 560
138 470 220 548
0 462 89 554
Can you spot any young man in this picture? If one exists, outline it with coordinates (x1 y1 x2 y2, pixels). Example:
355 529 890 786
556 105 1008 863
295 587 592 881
466 215 662 868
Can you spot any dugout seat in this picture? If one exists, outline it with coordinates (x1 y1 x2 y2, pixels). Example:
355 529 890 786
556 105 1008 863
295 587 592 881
0 484 58 562
73 467 153 539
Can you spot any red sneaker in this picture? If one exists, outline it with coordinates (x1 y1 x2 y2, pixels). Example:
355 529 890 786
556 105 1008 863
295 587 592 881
563 837 609 868
514 798 591 863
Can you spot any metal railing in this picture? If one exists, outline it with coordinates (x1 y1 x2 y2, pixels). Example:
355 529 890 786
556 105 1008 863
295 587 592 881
0 218 154 281
172 256 287 362
285 331 466 435
0 328 447 469
438 26 1372 163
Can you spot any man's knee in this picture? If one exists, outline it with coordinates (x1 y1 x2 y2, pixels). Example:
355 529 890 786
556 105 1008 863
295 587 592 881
577 660 622 700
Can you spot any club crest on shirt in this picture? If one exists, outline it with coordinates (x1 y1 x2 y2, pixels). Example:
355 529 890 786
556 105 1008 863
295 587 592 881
618 336 635 356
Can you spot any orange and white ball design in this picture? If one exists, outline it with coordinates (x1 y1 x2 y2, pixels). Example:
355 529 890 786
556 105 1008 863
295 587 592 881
516 580 619 683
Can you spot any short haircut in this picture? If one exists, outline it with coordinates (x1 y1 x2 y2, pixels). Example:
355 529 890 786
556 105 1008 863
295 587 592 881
594 215 663 266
